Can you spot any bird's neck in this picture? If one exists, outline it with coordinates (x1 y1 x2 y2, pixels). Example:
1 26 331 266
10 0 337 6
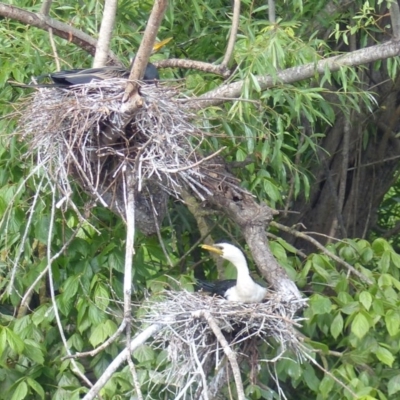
231 254 251 279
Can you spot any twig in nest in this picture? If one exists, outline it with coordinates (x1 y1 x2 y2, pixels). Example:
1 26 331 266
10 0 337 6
201 310 245 400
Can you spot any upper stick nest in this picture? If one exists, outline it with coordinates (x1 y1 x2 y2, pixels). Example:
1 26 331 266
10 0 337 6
140 290 308 396
18 80 223 233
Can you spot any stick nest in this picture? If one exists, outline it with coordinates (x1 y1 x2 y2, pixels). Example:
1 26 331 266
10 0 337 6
18 80 219 234
140 290 308 396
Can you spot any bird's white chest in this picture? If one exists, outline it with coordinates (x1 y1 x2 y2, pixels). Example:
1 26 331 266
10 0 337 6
224 277 266 303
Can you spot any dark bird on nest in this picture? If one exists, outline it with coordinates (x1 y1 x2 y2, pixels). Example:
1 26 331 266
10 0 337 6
15 38 171 88
197 242 267 303
46 62 159 86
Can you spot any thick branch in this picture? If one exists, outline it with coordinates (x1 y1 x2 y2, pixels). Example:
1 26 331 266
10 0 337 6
190 39 400 109
155 58 230 77
0 3 122 66
390 1 400 39
93 0 118 67
122 0 168 111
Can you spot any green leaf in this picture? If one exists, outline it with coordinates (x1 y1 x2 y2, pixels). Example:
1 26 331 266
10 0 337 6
319 376 334 397
372 298 384 316
388 374 400 396
23 339 44 364
378 250 391 273
89 320 116 347
331 313 343 339
309 294 332 315
374 346 394 367
62 275 80 301
26 378 45 400
11 381 28 400
385 310 400 337
0 328 6 354
34 215 53 244
372 238 391 255
133 345 155 364
359 291 372 311
303 363 320 391
93 283 110 311
391 251 400 269
351 312 370 339
108 252 124 273
5 328 25 354
269 241 287 262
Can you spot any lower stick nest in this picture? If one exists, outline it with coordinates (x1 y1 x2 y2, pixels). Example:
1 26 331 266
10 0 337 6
140 291 308 397
18 80 216 234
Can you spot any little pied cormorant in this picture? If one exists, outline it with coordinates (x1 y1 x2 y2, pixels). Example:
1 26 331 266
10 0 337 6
35 38 172 87
198 242 267 303
46 63 159 86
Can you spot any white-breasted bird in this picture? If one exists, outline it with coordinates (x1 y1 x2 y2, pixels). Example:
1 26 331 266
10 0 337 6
197 242 267 303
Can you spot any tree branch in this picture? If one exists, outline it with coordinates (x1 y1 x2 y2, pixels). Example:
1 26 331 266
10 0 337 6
122 0 168 112
189 39 400 109
155 58 231 77
82 323 163 400
271 221 373 284
221 0 240 68
0 2 122 66
390 1 400 39
93 0 118 67
39 0 52 16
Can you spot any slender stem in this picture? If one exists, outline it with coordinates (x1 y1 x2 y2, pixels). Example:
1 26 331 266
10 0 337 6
82 324 163 400
221 0 240 67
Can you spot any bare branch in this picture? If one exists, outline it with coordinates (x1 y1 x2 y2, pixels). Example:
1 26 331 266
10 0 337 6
39 0 52 16
271 221 373 284
122 171 137 394
48 28 61 70
46 186 95 390
268 0 276 23
221 0 240 68
93 0 118 67
0 3 122 66
64 320 127 359
155 58 231 77
82 323 163 400
390 1 400 39
127 357 144 400
122 0 168 112
190 39 400 109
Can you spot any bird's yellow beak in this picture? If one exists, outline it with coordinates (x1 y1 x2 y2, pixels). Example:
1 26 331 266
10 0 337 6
152 37 172 52
201 244 223 256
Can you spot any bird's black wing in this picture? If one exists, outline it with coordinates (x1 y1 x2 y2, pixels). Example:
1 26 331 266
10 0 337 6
49 63 158 86
195 279 237 298
142 63 159 81
14 63 159 89
49 67 128 86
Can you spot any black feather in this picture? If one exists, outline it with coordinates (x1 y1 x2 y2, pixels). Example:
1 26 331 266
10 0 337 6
195 279 237 298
